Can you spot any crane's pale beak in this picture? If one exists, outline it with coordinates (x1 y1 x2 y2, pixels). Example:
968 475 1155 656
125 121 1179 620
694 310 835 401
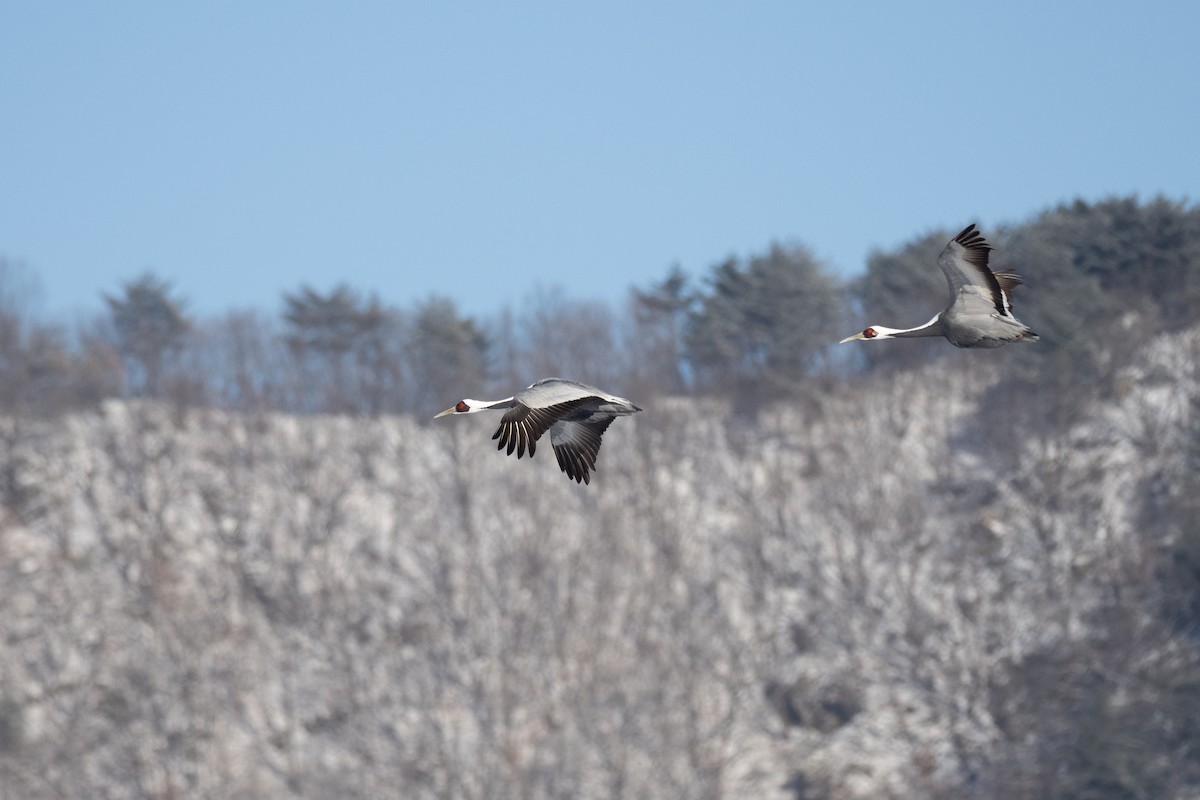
839 332 866 343
433 406 458 419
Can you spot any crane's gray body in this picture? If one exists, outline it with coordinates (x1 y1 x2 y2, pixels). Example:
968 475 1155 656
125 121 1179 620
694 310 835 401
515 378 639 420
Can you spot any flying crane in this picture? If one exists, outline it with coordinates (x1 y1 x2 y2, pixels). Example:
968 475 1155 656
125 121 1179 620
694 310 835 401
434 378 642 485
840 224 1039 348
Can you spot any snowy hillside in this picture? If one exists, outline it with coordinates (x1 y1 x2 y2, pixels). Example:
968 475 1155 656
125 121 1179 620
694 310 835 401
1 328 1197 799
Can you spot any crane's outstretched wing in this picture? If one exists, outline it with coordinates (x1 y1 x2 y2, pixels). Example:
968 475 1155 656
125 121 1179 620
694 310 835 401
937 224 1024 317
990 268 1024 315
550 417 615 485
492 397 595 459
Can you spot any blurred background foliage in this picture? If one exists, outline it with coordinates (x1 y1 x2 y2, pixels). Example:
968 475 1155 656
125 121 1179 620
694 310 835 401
1 194 1199 798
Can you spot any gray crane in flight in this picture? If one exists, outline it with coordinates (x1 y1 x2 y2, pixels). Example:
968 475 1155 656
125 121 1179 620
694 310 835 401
434 378 642 485
840 224 1039 348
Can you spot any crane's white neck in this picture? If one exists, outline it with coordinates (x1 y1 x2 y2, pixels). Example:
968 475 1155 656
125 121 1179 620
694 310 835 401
461 397 514 413
435 396 515 418
867 315 942 340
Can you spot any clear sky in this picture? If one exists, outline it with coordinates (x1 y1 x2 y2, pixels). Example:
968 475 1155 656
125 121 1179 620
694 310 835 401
3 2 1198 322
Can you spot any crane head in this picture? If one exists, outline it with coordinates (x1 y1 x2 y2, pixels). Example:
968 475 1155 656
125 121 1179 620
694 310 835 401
434 399 482 418
839 326 881 344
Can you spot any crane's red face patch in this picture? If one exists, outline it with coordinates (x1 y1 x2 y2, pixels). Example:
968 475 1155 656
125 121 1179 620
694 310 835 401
456 400 469 413
863 327 877 339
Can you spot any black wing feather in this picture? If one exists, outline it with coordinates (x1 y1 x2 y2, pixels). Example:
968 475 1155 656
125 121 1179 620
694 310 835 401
551 416 615 485
992 268 1024 312
491 397 594 460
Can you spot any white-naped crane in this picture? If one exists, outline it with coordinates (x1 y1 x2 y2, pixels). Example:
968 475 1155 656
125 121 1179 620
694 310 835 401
840 223 1040 348
434 378 642 485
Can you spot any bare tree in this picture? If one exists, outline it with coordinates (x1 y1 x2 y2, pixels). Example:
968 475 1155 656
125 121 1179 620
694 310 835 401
516 287 624 390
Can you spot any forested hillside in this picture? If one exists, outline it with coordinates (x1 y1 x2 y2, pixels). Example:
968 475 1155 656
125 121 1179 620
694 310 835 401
1 196 1198 798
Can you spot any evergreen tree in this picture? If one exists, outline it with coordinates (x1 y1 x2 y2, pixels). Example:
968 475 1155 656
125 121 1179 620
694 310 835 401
104 273 190 398
686 243 840 400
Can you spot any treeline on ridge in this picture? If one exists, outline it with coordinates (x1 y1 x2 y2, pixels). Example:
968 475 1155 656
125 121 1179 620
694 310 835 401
2 195 1198 423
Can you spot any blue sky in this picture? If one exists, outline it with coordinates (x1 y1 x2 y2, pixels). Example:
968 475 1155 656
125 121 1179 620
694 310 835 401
2 2 1198 323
